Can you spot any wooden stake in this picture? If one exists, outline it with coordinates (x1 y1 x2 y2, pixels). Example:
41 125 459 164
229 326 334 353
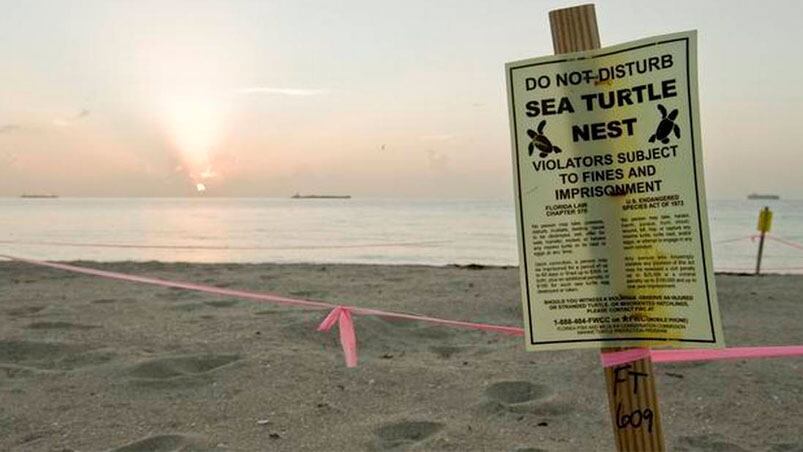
755 228 766 275
548 4 600 54
755 206 772 275
548 5 665 451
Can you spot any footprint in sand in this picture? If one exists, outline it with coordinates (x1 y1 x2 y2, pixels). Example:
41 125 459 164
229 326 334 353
110 433 218 452
429 345 465 359
161 289 195 301
770 444 803 452
373 421 444 450
26 321 99 330
126 354 240 386
485 381 550 404
0 339 113 371
171 300 239 312
5 305 46 317
203 300 239 308
482 381 570 416
253 308 284 316
171 303 205 312
91 297 135 305
0 364 39 379
676 435 750 452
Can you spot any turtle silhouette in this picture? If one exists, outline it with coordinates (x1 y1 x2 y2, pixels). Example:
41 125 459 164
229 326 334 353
648 104 681 144
527 120 562 158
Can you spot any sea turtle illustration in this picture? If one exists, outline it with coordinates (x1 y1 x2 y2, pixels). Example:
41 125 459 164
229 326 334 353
527 120 562 158
648 104 681 144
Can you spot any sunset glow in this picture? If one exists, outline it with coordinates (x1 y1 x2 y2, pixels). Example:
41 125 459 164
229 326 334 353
162 94 228 185
1 1 802 198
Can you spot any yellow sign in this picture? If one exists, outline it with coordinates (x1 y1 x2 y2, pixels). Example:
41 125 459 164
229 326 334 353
506 31 723 351
757 208 773 233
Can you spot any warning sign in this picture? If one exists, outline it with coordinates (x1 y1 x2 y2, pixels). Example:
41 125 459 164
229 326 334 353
506 31 724 350
757 207 773 233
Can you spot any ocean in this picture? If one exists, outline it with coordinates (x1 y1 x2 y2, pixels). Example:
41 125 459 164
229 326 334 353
1 197 801 273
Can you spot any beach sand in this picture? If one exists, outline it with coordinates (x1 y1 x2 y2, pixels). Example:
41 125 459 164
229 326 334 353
1 261 801 451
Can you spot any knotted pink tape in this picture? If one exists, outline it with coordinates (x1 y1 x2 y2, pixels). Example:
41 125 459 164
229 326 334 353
317 306 358 368
2 253 803 369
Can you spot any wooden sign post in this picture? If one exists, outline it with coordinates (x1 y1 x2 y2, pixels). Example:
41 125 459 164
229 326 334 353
755 206 772 275
548 5 666 451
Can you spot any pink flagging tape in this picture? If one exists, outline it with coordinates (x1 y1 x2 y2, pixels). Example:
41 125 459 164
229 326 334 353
712 235 754 245
601 346 803 368
0 254 520 366
3 253 803 368
317 307 358 368
765 235 803 252
317 307 343 332
0 254 331 310
600 348 651 367
651 346 803 364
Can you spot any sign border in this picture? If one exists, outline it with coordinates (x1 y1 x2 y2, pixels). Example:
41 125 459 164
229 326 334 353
508 34 718 346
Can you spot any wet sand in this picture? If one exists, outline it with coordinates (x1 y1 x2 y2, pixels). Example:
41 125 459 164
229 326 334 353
0 261 801 451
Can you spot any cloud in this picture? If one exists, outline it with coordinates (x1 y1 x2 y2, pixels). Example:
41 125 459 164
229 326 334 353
0 124 21 134
53 109 91 127
236 87 326 96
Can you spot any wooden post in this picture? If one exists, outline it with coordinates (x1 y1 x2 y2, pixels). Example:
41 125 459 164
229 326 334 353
548 5 665 451
755 206 772 275
755 226 766 275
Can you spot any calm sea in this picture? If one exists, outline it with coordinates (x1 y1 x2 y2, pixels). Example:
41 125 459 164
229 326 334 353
1 198 801 273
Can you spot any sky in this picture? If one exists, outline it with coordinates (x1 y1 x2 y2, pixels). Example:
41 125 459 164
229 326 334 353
0 0 801 199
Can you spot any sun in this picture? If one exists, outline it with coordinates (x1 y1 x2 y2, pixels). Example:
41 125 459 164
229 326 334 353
160 92 229 191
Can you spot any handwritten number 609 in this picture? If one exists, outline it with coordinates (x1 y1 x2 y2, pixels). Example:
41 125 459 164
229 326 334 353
616 402 654 433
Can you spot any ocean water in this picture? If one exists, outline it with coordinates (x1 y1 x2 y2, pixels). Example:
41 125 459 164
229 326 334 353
1 197 801 273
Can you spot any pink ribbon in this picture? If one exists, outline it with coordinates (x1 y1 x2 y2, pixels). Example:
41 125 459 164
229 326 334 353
317 306 358 368
766 235 803 251
601 345 803 367
2 253 803 369
600 348 651 367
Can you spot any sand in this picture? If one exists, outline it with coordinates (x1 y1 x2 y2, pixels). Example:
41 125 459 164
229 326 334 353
0 261 801 451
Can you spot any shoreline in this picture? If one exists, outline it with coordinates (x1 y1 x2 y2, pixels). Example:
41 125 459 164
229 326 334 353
3 258 800 275
1 262 801 450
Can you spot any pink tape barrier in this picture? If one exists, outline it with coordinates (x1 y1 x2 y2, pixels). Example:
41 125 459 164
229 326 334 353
317 306 358 368
2 253 803 368
765 235 803 252
0 254 331 310
600 348 651 367
601 346 803 368
0 254 521 367
712 235 754 245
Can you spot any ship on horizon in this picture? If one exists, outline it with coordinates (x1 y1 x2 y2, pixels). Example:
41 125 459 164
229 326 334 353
291 193 351 199
20 193 59 199
747 193 780 200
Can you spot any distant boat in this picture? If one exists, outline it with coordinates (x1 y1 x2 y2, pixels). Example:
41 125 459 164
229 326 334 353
20 194 58 199
291 193 351 199
747 193 779 200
